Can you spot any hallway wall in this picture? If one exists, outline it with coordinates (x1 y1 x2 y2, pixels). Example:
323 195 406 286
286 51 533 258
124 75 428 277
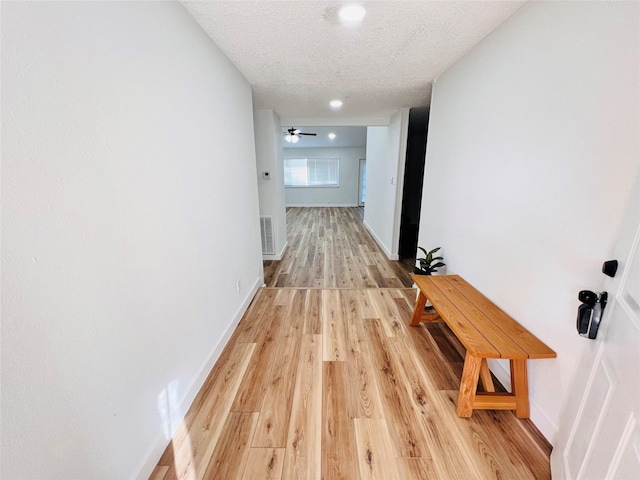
418 0 639 442
255 109 288 259
1 2 263 478
364 109 409 260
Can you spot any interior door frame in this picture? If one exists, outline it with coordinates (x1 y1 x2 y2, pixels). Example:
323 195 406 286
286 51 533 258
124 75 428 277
358 158 366 207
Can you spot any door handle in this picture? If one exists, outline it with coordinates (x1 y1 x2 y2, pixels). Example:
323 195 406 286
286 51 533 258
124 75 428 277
576 290 608 339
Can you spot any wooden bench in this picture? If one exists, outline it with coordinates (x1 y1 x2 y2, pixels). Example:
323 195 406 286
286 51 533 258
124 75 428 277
409 274 556 418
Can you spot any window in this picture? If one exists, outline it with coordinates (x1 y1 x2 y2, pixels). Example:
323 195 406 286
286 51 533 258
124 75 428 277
284 158 339 187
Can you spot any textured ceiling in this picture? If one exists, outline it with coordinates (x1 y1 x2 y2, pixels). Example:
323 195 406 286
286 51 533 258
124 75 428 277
282 126 367 148
182 1 525 124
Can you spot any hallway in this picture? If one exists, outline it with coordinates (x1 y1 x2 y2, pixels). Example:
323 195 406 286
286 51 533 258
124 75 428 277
151 208 552 480
264 208 413 289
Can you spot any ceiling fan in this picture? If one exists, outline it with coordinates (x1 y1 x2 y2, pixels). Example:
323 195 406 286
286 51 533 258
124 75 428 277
284 127 316 143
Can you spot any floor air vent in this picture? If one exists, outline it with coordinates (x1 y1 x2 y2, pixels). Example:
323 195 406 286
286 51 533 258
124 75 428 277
260 216 275 255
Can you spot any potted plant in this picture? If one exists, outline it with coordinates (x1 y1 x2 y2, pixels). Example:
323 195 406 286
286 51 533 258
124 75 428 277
414 246 445 276
414 246 445 309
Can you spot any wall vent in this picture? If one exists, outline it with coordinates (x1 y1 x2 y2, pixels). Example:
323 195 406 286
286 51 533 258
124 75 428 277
260 216 275 255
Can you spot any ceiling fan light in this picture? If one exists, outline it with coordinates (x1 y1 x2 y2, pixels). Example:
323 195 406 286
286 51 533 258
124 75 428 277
328 133 336 140
285 134 292 143
291 135 299 143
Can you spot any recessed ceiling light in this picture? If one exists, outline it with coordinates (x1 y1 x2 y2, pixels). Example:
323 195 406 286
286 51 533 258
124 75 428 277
328 133 336 140
330 99 343 109
339 4 366 24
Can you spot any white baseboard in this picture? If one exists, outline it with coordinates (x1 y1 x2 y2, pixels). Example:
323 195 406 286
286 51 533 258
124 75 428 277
362 220 398 260
285 204 358 207
262 241 288 261
488 358 512 392
488 359 557 444
134 276 263 479
530 398 557 446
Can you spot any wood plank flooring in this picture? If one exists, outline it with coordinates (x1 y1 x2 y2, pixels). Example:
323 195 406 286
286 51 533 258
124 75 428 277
152 288 552 480
151 207 551 479
264 208 413 288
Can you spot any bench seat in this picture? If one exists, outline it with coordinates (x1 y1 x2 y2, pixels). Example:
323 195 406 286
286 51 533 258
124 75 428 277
409 274 556 418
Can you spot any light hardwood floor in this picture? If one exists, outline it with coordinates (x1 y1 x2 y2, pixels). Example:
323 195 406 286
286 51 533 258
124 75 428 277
151 207 552 480
264 208 413 288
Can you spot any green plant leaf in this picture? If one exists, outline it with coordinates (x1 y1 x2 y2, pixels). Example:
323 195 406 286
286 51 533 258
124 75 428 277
416 246 445 273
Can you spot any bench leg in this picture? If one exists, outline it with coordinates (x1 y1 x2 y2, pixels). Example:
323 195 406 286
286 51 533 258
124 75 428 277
510 359 530 418
456 353 483 417
479 358 495 393
409 291 428 326
455 357 529 418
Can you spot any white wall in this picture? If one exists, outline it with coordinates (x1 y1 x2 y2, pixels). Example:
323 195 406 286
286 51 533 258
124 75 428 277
418 1 639 443
284 146 365 206
1 2 263 478
254 109 287 259
364 109 409 259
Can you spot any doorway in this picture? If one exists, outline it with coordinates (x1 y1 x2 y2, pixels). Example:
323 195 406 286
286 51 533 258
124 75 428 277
358 158 366 207
398 107 429 260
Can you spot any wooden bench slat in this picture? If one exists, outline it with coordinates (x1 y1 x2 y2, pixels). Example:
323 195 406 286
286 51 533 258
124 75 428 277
435 276 528 360
412 276 500 358
447 276 556 359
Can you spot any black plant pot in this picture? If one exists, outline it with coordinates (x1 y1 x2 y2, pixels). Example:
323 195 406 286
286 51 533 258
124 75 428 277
413 268 432 276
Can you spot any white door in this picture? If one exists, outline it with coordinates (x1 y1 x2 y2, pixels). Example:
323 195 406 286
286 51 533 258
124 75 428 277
551 179 640 479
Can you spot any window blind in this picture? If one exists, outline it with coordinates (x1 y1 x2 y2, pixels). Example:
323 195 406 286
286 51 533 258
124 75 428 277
284 158 339 187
